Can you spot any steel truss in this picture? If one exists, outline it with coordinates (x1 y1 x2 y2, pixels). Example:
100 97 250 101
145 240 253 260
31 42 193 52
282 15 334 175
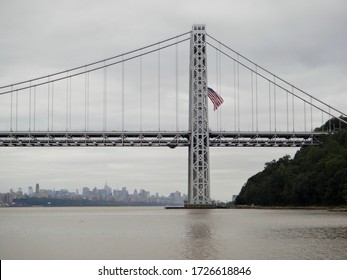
208 131 323 147
0 131 188 147
0 131 323 147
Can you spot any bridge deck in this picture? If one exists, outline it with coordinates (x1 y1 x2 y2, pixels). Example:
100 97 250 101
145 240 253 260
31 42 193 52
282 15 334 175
0 131 325 147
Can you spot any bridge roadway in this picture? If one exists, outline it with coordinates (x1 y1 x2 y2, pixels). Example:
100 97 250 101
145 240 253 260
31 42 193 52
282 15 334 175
0 130 324 147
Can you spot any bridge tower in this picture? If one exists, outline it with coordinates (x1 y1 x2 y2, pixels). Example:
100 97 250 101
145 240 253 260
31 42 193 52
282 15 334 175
185 24 213 208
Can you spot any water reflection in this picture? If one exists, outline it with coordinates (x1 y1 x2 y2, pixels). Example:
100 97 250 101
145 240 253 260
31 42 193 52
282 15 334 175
181 209 219 259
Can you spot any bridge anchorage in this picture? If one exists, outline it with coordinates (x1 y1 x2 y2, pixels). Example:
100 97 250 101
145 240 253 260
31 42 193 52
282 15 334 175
1 24 347 209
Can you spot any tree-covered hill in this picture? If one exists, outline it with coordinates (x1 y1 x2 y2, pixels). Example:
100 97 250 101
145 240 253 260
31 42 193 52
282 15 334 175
235 117 347 206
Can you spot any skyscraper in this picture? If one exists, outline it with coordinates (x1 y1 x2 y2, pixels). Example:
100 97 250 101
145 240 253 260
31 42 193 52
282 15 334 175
28 186 33 196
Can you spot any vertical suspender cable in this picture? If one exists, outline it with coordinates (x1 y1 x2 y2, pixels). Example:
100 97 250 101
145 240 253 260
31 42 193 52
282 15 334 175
218 44 222 132
216 49 219 130
304 101 307 132
175 39 179 131
69 77 72 130
29 83 31 131
237 55 240 132
86 72 90 130
33 86 36 131
158 44 161 131
233 61 236 131
140 54 143 132
255 66 258 132
105 66 107 131
122 56 125 132
274 78 276 132
103 63 107 131
48 77 50 131
268 81 271 131
15 90 18 131
85 68 87 131
286 90 289 132
103 62 105 131
310 97 313 131
51 82 54 131
251 71 254 131
292 86 295 132
10 86 13 131
66 73 69 131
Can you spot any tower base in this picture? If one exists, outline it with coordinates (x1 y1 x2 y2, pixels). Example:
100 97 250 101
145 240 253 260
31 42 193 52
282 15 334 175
183 203 216 209
165 204 217 209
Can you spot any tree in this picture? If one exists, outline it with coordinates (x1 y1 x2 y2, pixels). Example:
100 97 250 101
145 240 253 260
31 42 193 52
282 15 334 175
236 117 347 206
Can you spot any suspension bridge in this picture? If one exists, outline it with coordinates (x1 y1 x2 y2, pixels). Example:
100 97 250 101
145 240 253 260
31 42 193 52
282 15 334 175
1 24 346 207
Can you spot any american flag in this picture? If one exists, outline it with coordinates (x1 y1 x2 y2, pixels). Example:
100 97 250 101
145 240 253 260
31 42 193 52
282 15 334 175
207 87 224 111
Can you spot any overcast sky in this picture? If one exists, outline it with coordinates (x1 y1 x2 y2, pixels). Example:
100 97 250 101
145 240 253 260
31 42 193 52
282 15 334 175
1 0 346 200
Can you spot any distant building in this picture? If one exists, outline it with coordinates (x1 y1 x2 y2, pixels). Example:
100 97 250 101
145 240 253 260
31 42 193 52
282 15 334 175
16 188 24 199
4 192 13 204
35 183 40 195
104 182 112 198
0 193 5 206
169 191 182 204
82 187 90 197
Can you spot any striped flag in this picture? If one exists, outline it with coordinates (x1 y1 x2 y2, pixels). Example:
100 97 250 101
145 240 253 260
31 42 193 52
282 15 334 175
207 87 224 111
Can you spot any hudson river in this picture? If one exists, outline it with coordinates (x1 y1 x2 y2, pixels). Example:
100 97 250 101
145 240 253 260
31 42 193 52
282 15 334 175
1 207 346 259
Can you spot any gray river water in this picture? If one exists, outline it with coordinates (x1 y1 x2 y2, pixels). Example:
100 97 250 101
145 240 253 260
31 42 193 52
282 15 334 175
1 207 346 259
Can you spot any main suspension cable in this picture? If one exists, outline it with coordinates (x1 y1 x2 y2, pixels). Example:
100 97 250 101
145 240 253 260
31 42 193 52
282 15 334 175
1 31 191 91
207 33 347 118
1 37 190 96
207 41 347 125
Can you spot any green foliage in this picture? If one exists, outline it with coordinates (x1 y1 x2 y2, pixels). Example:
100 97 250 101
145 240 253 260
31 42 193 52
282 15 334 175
236 117 347 206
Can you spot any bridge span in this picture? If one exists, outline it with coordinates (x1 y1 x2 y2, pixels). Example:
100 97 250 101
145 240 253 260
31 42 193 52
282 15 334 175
0 130 323 147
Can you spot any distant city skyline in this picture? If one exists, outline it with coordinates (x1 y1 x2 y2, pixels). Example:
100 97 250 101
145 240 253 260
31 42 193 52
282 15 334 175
1 182 186 198
0 181 187 206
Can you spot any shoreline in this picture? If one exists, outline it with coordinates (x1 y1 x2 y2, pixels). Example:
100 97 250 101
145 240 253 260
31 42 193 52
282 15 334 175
1 204 347 212
233 205 347 212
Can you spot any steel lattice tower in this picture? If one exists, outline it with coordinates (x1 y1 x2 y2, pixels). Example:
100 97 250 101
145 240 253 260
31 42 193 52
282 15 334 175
185 24 213 208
